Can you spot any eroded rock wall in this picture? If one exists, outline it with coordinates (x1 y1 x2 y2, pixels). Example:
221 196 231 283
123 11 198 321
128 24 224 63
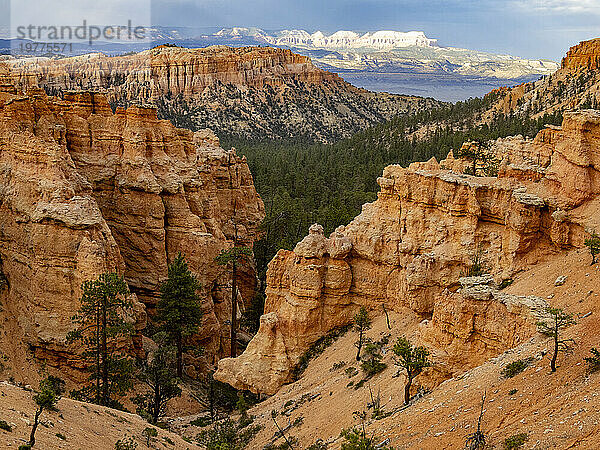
0 88 264 379
216 111 600 394
3 46 439 143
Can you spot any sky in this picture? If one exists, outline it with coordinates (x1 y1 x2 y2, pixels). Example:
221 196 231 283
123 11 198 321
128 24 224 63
2 0 600 60
150 0 600 60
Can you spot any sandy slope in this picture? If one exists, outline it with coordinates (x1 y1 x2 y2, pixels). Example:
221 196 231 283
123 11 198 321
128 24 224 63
0 382 199 450
196 248 600 449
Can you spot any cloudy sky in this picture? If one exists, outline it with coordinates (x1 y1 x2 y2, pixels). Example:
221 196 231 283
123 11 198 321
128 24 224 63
151 0 600 60
2 0 600 60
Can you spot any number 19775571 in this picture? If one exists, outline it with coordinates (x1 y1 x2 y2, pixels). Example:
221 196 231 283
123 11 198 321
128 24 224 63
18 42 73 54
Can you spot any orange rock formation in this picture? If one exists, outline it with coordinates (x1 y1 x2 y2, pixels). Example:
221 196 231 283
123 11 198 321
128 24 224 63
216 110 600 394
0 87 264 380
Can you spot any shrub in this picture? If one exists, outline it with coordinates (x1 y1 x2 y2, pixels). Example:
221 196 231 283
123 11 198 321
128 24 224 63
340 426 391 450
0 420 12 432
584 231 600 265
18 445 32 450
345 367 358 378
308 439 328 449
114 436 138 450
503 433 528 449
56 432 67 440
360 342 387 378
142 427 158 446
197 418 261 450
190 416 212 427
584 348 600 372
498 279 513 290
501 358 532 378
292 324 351 380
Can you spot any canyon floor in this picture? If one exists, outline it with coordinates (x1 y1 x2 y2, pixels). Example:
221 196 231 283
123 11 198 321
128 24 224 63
173 248 600 449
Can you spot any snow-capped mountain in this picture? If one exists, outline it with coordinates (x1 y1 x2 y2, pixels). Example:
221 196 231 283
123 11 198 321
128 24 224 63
144 26 560 101
213 27 438 50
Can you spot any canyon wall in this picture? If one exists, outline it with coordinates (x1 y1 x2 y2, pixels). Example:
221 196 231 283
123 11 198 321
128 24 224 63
0 86 264 380
561 38 600 72
4 46 439 142
216 110 600 394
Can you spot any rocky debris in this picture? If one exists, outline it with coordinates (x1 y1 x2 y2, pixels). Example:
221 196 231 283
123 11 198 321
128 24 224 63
0 88 264 378
216 110 600 395
555 275 568 286
4 46 439 143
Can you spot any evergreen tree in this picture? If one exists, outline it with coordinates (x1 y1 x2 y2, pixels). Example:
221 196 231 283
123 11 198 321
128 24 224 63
537 308 576 372
352 306 372 361
67 273 134 408
27 376 64 447
157 253 203 378
215 246 253 357
133 332 182 424
584 230 600 265
392 337 431 405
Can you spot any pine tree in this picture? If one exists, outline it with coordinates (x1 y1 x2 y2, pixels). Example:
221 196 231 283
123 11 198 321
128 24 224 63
584 231 600 265
67 273 134 408
352 306 372 361
392 337 431 405
537 308 576 372
215 246 252 357
157 253 203 377
133 332 182 424
27 376 64 447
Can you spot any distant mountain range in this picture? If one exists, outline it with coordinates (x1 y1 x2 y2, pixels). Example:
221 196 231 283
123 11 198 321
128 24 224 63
1 26 560 102
148 27 558 101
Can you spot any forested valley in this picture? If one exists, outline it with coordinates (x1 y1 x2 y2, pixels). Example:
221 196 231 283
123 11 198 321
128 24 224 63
224 93 564 283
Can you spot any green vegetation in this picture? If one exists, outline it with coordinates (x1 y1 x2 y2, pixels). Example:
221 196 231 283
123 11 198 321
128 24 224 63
230 101 564 282
392 337 431 405
584 230 600 265
584 348 600 372
465 393 487 450
216 246 253 357
142 427 158 447
501 358 533 378
292 324 352 380
114 436 138 450
26 376 64 447
56 432 67 440
67 273 134 408
133 332 182 424
361 339 387 378
0 420 12 432
340 411 392 450
353 307 372 361
503 433 529 449
157 253 203 377
196 417 261 450
537 308 576 372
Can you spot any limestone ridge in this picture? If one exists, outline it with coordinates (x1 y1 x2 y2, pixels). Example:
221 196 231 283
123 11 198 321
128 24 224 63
0 86 264 377
3 46 440 143
215 110 600 395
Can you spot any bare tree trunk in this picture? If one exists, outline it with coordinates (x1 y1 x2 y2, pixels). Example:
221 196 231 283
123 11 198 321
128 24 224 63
551 332 558 372
404 376 412 405
231 257 237 358
101 295 109 405
29 407 42 446
176 332 183 378
356 330 363 361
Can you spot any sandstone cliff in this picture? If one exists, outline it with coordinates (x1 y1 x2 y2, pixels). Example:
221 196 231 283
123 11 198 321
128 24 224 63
216 110 600 395
0 86 264 381
4 46 440 143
